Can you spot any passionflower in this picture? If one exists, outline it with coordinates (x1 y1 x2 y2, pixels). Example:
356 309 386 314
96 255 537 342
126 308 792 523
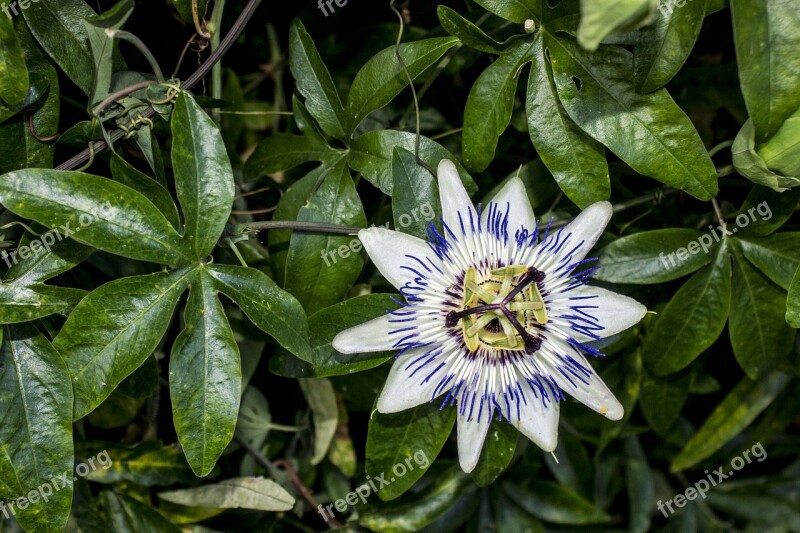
333 160 647 472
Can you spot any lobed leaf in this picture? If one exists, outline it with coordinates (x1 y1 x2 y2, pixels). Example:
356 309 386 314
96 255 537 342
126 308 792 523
55 268 192 419
527 35 609 207
289 19 347 140
0 169 191 266
671 372 789 471
172 91 235 260
546 34 718 200
463 38 533 171
0 325 74 533
644 243 731 375
171 268 241 477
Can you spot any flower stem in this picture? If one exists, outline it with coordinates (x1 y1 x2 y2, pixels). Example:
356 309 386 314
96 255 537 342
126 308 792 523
235 221 363 235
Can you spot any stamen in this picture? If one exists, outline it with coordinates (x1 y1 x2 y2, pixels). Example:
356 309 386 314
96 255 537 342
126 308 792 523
447 265 548 352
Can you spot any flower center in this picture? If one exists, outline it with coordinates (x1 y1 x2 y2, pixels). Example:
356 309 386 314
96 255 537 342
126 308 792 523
445 266 547 353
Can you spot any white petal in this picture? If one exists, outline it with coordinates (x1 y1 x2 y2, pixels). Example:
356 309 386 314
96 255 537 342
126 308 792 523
359 227 432 290
437 160 477 236
545 345 624 420
556 285 648 342
483 177 536 238
556 201 613 263
457 407 492 473
515 396 559 451
332 314 395 354
377 346 452 413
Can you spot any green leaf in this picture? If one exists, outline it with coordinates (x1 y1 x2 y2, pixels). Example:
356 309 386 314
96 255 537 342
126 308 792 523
243 132 343 180
110 152 180 229
634 0 707 92
671 371 789 471
738 233 800 290
788 268 800 328
482 159 560 210
644 243 731 375
5 237 92 284
135 124 168 185
159 477 295 511
729 245 795 379
463 39 533 171
284 161 366 315
624 436 654 533
349 129 477 196
268 166 328 287
596 229 713 284
437 6 504 54
546 34 718 200
0 283 85 324
391 147 441 239
0 169 191 266
347 37 459 136
758 104 800 178
472 0 538 23
289 19 347 140
83 0 134 105
207 264 313 362
739 186 800 237
22 0 95 94
490 489 545 532
78 441 195 486
503 480 610 524
577 0 655 52
172 91 235 259
102 491 182 533
543 437 593 498
55 268 191 419
639 371 691 433
706 492 800 530
299 378 338 465
0 23 59 172
731 0 800 141
0 14 28 107
366 403 456 500
732 119 800 191
0 325 73 533
359 466 472 532
470 420 518 486
236 386 273 462
171 268 241 477
527 35 609 208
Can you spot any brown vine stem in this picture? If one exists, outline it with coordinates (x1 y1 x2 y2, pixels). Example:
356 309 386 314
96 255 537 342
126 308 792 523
272 459 345 529
92 80 156 116
56 0 263 171
389 0 419 157
27 114 59 142
234 434 344 529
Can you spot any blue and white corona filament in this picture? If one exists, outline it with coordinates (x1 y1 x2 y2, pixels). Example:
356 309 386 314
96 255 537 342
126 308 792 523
333 160 647 473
